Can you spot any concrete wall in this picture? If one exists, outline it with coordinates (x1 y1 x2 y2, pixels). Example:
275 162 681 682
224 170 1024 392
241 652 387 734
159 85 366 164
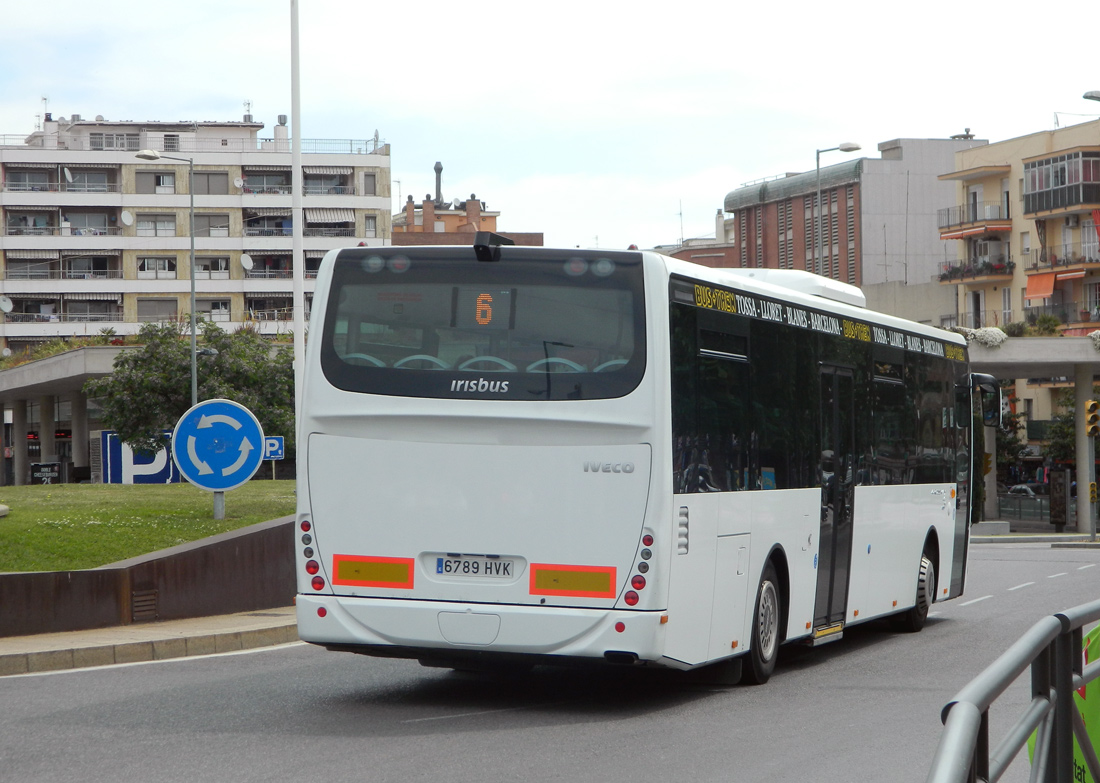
0 516 295 637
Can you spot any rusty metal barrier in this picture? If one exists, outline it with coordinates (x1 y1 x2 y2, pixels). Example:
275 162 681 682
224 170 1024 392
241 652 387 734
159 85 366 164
927 597 1100 783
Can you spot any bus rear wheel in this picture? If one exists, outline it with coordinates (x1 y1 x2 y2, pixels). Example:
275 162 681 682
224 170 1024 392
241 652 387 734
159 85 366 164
742 561 781 685
895 553 935 633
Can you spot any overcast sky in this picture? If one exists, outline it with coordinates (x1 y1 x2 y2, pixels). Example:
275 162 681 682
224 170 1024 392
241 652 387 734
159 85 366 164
2 0 1099 251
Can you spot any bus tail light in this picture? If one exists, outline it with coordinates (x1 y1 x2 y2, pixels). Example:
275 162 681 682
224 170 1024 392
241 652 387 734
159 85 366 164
631 575 646 590
305 560 319 575
312 576 326 591
624 591 639 606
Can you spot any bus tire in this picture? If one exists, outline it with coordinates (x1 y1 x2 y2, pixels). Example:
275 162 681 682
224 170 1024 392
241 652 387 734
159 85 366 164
743 561 781 685
895 553 935 633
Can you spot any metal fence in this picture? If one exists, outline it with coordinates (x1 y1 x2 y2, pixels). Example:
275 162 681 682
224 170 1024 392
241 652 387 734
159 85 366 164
926 597 1100 782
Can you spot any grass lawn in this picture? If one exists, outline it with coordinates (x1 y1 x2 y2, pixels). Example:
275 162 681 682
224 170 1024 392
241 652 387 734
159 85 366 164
0 481 296 573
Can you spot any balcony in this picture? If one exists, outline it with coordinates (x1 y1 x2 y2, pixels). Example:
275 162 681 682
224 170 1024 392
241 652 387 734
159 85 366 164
939 257 1015 284
1023 184 1100 215
938 201 1013 241
1023 300 1100 328
1024 242 1100 272
953 309 1015 329
5 226 123 237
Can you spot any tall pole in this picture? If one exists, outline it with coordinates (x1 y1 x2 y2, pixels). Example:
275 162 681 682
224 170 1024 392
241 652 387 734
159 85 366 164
187 156 197 408
291 0 305 422
815 150 823 277
813 143 861 279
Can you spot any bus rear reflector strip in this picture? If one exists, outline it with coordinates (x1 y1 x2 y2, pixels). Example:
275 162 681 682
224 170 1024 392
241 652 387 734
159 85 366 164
529 563 617 598
332 555 415 589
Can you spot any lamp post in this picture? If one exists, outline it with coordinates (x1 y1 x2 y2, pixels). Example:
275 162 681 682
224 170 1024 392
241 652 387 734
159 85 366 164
1084 91 1100 102
815 142 861 277
136 149 197 407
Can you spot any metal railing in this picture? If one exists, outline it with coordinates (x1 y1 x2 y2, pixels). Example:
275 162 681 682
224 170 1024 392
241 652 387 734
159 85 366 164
927 597 1100 782
1026 243 1100 272
940 259 1016 282
1024 301 1100 326
1 135 387 155
1 183 121 193
4 269 124 280
938 201 1011 229
5 226 123 236
955 310 1015 329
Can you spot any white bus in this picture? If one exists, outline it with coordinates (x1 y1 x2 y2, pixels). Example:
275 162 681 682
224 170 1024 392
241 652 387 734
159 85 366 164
295 236 1000 683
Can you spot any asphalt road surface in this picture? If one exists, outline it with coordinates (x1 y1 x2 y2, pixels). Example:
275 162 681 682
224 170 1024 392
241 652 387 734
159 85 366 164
1 544 1095 783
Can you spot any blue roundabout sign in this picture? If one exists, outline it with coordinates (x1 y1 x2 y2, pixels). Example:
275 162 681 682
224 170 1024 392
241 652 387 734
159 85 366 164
171 399 265 492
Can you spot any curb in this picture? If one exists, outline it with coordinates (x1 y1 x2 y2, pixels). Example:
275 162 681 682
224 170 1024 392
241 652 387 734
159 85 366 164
0 622 299 677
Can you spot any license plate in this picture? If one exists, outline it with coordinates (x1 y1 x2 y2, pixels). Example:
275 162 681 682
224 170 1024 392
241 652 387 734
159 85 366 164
435 555 515 578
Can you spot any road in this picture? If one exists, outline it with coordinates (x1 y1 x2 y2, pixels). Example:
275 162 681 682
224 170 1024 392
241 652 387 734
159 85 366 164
0 544 1095 783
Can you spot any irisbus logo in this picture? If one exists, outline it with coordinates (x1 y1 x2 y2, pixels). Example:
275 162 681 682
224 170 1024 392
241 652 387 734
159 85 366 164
450 377 510 393
584 462 635 474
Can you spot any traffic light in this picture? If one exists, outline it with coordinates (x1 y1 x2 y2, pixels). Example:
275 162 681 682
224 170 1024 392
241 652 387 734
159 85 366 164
982 453 992 476
1086 399 1100 437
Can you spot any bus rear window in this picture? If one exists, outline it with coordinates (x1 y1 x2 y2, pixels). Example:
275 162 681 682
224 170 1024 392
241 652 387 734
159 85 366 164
319 247 646 400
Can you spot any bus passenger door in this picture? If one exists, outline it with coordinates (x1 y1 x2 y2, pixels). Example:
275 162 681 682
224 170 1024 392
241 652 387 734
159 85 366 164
813 366 855 638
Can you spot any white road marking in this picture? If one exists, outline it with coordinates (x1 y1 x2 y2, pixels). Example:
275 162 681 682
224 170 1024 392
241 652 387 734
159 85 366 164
402 704 551 724
960 595 993 607
1048 573 1067 579
1080 564 1097 571
1008 582 1034 591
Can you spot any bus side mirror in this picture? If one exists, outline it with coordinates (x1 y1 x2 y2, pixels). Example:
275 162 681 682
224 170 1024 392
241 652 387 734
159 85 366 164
973 373 1001 428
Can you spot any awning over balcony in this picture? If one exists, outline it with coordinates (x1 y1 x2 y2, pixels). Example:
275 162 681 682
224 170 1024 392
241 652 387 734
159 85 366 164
63 292 122 303
940 225 1012 240
243 165 291 171
1025 272 1056 302
305 208 353 223
245 208 292 217
303 166 352 175
5 249 59 259
1057 270 1086 280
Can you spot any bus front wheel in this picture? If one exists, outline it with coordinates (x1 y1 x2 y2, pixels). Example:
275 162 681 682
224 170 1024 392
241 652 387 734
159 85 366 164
743 561 781 685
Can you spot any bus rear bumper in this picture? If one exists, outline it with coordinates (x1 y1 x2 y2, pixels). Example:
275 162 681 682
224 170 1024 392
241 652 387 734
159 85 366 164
296 594 670 666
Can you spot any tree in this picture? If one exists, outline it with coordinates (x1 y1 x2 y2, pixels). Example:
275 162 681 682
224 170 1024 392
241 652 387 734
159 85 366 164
84 322 294 455
997 387 1029 467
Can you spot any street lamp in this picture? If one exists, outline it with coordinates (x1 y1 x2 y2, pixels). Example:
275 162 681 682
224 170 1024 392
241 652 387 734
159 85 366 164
1083 91 1100 102
815 142 861 277
135 149 198 407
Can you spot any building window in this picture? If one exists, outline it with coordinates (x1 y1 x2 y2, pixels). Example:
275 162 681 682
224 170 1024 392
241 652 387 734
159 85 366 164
138 257 177 280
196 256 229 279
244 173 289 194
136 214 176 236
137 298 178 322
198 299 230 322
363 173 376 195
193 172 229 195
193 214 230 237
363 215 377 238
65 213 109 235
136 172 175 194
6 170 50 191
67 171 109 193
89 133 139 151
164 134 180 152
1084 219 1099 263
304 174 346 195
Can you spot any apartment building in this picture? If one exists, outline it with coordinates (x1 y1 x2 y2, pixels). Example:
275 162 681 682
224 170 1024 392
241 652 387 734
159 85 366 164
938 119 1100 448
0 111 391 352
721 137 987 324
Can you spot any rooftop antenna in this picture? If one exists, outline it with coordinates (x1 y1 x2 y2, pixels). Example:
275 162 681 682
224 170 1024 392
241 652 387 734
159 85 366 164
679 200 684 247
41 95 48 119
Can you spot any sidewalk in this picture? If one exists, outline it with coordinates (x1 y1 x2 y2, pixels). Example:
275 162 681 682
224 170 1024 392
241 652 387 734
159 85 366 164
0 606 298 677
971 518 1100 546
